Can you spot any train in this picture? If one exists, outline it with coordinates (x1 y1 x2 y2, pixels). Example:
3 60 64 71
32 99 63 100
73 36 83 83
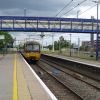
21 41 41 61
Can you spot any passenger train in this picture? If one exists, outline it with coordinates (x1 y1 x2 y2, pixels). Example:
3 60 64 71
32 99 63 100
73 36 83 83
21 41 41 61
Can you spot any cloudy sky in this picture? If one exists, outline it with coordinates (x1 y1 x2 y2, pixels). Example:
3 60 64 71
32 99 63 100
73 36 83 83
0 0 99 45
0 0 94 16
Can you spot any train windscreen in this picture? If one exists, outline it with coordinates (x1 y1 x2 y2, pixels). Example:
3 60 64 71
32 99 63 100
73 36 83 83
25 44 40 52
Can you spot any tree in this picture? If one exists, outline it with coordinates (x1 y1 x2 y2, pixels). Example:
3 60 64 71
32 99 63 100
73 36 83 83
59 36 64 41
58 36 70 49
47 36 71 51
54 41 59 50
47 45 52 50
0 31 13 50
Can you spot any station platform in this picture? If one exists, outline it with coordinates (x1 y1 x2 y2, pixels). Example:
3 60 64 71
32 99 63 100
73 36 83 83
43 54 100 67
0 53 57 100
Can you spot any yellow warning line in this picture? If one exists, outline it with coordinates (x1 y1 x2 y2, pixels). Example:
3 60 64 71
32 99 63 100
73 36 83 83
13 54 18 100
17 61 32 100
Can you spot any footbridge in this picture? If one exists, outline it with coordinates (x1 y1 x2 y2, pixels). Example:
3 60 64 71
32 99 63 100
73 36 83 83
0 16 100 60
0 16 100 33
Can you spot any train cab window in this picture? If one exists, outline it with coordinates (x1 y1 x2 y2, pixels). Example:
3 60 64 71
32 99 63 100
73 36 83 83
33 45 40 51
25 44 40 52
25 45 33 51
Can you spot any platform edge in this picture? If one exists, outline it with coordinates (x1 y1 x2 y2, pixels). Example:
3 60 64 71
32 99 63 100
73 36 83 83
21 54 58 100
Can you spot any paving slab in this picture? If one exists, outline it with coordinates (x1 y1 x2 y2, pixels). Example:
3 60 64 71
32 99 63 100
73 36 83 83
0 54 14 100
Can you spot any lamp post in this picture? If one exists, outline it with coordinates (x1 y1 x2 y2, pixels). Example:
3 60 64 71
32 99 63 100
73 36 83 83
69 34 72 56
52 33 54 52
40 32 45 51
90 16 94 57
93 0 100 60
77 37 80 56
96 3 99 60
77 10 80 56
24 8 26 16
77 10 80 19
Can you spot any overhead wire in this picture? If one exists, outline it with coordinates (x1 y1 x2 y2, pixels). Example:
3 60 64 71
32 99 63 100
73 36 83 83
36 0 95 37
61 0 88 16
54 0 96 48
39 1 73 29
41 0 89 29
37 1 74 30
44 0 95 47
79 4 97 16
53 0 89 41
56 0 74 17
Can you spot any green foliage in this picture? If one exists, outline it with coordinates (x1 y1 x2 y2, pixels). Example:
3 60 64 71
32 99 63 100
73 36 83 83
48 45 52 50
48 36 70 50
0 31 13 50
55 36 70 50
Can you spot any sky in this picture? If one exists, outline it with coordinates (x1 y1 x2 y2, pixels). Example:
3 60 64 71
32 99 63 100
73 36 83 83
0 0 99 45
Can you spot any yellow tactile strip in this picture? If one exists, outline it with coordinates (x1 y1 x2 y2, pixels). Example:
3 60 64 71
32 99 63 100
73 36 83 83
13 54 18 100
16 55 32 100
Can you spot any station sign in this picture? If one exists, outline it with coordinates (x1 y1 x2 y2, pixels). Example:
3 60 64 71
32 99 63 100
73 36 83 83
0 35 4 40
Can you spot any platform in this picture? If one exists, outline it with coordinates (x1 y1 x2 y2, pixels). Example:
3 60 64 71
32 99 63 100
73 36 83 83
0 53 57 100
43 54 100 68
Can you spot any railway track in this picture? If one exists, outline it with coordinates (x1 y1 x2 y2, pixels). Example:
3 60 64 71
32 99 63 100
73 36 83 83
28 54 100 100
41 54 100 81
40 58 100 91
30 63 82 100
37 55 100 100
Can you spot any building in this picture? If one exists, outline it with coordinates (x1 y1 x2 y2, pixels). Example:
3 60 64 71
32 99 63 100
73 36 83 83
82 40 100 51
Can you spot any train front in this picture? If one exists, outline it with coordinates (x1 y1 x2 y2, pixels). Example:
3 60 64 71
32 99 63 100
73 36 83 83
24 42 41 61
